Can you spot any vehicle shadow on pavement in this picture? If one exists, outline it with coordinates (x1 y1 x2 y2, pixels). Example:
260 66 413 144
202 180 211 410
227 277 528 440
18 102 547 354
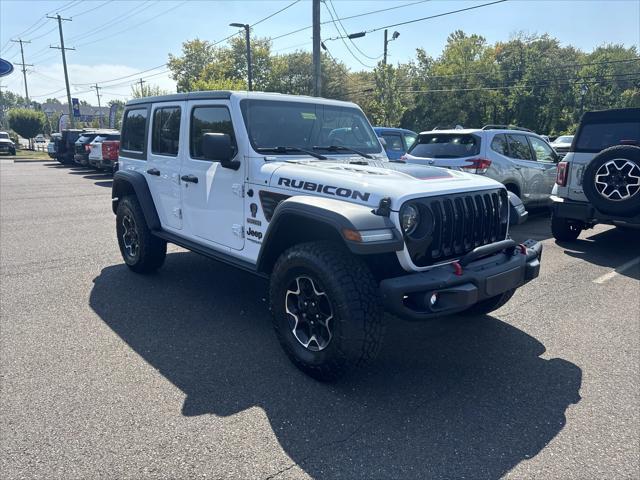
509 209 553 243
560 227 640 280
90 252 582 479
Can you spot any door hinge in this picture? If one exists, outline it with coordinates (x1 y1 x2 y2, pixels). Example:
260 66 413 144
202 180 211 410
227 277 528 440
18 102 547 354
173 207 182 219
232 224 244 238
232 183 245 197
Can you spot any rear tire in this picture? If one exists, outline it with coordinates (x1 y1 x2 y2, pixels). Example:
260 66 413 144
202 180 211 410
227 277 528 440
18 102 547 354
551 213 582 241
463 288 516 316
270 241 385 381
116 196 166 273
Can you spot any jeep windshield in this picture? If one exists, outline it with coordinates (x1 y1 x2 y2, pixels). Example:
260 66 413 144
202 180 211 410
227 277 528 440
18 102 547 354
240 99 382 156
408 133 481 158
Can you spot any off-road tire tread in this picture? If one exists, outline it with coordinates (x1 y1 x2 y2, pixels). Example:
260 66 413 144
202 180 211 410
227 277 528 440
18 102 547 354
116 195 166 273
270 241 385 381
551 213 582 241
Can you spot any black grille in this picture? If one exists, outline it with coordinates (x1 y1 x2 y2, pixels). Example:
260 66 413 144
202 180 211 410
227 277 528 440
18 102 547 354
404 189 508 267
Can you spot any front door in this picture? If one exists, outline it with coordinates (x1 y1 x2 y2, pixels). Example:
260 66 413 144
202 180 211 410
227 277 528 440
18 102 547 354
180 101 245 250
147 103 184 231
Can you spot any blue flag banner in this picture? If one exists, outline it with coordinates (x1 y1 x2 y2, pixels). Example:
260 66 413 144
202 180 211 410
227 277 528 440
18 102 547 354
72 98 81 117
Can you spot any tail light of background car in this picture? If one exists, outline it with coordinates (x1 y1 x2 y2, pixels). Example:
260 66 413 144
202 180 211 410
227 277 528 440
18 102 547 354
461 158 492 174
400 154 407 161
84 144 92 153
102 141 120 162
556 161 569 186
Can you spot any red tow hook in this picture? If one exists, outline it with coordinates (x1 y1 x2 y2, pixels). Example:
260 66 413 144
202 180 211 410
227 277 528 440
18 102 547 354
518 244 527 254
452 261 463 276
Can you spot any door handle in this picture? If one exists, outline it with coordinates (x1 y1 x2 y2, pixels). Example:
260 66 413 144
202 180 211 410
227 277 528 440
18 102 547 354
181 174 199 184
513 165 522 170
146 168 160 176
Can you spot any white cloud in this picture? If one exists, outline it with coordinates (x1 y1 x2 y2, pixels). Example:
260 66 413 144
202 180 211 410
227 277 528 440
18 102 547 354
2 63 175 104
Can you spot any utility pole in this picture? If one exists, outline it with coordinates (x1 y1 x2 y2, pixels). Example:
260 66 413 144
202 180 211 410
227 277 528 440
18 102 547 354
48 14 74 127
137 78 146 96
11 39 33 105
312 0 321 96
383 29 388 66
229 23 252 91
93 83 102 128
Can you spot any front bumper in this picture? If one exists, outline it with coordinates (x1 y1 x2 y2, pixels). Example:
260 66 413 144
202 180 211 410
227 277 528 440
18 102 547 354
380 239 542 320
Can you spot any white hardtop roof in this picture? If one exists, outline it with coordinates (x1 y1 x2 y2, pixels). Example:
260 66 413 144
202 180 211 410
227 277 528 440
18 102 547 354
126 90 360 109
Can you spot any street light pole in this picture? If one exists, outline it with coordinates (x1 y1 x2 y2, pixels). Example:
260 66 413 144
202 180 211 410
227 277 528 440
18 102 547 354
230 23 252 91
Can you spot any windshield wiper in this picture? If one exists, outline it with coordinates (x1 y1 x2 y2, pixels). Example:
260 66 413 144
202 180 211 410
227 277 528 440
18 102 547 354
255 146 327 160
312 145 372 159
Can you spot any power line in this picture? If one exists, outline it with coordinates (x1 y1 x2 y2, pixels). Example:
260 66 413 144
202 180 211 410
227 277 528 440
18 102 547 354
365 0 508 34
322 1 375 69
71 0 115 19
269 0 433 42
327 0 382 61
252 0 302 27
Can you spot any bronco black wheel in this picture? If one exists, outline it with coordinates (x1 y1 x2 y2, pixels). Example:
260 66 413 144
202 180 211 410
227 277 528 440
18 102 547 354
270 241 385 381
116 196 166 273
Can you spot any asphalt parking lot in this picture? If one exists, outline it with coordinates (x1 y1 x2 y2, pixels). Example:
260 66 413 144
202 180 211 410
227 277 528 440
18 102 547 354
1 160 638 479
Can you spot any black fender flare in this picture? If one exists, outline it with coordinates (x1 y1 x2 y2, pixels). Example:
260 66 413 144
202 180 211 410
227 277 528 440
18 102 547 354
256 195 404 273
507 190 528 225
112 170 161 231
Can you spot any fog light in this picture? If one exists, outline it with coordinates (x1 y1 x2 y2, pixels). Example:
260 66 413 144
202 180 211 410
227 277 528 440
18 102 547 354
429 293 438 307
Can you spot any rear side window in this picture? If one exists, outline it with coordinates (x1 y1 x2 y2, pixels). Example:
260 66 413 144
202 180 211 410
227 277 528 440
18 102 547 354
381 134 404 152
190 106 237 160
404 133 417 149
529 136 556 162
408 133 480 158
575 122 640 152
490 134 508 155
152 107 181 156
121 108 148 156
506 134 533 160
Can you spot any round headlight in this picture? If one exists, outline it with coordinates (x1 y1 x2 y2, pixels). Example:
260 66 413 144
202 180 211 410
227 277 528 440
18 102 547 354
400 203 420 235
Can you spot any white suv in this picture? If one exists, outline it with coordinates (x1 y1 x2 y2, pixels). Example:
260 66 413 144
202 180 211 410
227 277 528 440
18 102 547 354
112 91 542 380
403 126 559 208
551 108 640 240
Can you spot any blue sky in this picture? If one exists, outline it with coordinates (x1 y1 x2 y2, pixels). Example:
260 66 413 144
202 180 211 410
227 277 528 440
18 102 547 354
1 0 639 104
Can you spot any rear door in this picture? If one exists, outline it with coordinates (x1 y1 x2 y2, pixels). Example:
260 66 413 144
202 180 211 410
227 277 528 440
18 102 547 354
527 135 558 204
505 133 546 205
147 103 185 231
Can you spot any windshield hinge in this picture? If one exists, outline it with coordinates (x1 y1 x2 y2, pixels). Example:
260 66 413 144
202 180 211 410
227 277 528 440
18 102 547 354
232 183 245 197
232 224 245 238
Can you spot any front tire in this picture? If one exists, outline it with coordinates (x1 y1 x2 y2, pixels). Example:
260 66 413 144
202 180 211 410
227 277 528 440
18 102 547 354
116 196 166 273
269 241 385 381
551 213 582 241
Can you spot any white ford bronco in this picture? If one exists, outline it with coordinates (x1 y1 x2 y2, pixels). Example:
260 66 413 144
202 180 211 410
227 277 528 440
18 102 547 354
112 91 542 380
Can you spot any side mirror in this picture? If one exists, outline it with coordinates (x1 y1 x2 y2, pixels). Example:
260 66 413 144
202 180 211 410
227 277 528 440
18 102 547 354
378 136 387 148
202 133 240 170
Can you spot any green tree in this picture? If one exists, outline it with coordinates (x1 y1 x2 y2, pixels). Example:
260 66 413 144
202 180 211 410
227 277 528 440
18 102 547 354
8 108 46 149
168 39 217 92
131 83 170 99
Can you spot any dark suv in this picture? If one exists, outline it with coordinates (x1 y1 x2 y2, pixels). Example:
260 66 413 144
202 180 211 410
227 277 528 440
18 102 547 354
54 129 85 165
73 131 100 166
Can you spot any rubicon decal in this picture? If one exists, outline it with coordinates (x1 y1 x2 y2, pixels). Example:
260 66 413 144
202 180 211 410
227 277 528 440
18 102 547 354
278 177 371 201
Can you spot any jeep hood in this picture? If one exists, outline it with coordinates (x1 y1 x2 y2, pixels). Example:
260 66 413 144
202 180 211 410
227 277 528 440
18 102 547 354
268 158 503 210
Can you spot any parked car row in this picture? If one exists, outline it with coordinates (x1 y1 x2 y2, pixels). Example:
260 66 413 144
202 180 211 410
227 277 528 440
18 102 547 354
49 128 120 173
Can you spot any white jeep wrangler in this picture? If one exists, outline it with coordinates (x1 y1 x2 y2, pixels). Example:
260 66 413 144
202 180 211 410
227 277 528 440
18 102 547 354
112 91 542 380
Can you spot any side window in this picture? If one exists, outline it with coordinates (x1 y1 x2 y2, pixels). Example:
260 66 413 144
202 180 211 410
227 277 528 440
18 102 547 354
491 134 508 156
152 107 181 156
506 134 533 160
381 134 404 152
529 136 556 162
190 106 237 160
404 133 417 150
121 108 148 155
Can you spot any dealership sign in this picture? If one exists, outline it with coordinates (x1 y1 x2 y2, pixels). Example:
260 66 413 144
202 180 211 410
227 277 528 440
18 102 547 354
0 58 14 77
